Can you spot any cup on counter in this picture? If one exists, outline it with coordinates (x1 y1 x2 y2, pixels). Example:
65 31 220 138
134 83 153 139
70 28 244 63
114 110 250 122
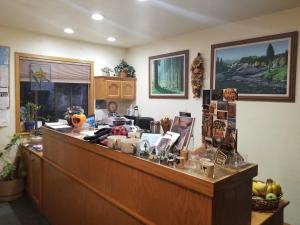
180 150 189 162
202 161 215 178
175 156 185 169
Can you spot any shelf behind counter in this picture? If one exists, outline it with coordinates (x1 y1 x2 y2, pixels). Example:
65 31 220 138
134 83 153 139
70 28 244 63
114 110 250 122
40 126 257 225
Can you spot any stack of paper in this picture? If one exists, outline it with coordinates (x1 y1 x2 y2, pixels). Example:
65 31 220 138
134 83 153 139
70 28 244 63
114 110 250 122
45 122 71 130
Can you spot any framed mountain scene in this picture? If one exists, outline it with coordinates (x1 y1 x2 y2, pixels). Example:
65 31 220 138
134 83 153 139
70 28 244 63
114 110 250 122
211 32 298 102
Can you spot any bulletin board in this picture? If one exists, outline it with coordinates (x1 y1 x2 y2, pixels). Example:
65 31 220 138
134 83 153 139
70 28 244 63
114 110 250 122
0 46 10 109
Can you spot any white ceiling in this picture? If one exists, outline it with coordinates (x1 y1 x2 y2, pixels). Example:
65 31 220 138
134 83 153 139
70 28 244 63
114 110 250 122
0 0 299 48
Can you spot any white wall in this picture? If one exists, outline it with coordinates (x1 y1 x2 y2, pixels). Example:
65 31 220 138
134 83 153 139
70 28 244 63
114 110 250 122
0 26 126 149
1 6 299 224
127 7 300 224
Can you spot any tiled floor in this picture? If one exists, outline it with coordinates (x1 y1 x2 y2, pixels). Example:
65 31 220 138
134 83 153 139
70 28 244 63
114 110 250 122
0 195 49 225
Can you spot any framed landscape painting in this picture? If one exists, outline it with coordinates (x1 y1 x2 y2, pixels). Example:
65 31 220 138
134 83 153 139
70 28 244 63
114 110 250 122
210 32 298 102
149 50 189 99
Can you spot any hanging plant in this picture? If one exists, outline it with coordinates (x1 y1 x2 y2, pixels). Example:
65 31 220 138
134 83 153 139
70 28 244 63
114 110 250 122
190 53 204 98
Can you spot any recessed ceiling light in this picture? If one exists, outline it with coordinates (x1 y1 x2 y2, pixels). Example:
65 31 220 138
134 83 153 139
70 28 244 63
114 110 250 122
91 13 104 21
64 28 74 34
137 0 148 2
107 37 116 42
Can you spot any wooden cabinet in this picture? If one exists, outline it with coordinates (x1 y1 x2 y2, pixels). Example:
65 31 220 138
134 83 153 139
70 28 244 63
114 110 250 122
95 76 136 100
121 80 135 99
23 147 42 208
42 127 258 225
106 80 121 99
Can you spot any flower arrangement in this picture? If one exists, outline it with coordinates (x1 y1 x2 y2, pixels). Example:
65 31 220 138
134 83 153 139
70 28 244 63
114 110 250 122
20 102 41 131
64 106 84 126
101 67 113 76
21 102 41 122
114 60 136 78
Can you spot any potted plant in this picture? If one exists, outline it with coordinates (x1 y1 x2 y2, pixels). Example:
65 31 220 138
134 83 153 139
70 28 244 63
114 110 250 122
64 106 84 126
101 67 113 76
0 134 25 201
21 102 41 131
114 60 136 78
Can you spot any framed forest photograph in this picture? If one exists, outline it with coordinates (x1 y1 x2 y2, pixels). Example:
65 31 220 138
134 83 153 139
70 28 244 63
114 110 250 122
149 50 189 99
210 32 298 102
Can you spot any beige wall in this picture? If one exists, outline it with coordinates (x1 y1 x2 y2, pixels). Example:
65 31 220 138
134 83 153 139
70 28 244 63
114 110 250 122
127 7 300 224
0 25 126 149
1 6 299 224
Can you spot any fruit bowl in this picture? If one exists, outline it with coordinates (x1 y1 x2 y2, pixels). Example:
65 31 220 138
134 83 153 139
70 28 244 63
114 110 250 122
252 179 283 211
252 195 281 211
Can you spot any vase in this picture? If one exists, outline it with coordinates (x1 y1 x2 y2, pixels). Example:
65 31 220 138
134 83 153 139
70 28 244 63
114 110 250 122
0 179 24 202
24 121 35 131
119 71 128 78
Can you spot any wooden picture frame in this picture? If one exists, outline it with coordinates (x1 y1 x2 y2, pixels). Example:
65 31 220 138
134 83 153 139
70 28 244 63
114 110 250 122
15 52 94 133
210 31 298 102
149 50 189 99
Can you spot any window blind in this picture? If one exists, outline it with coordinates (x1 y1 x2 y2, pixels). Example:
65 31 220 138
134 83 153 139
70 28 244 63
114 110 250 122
20 57 91 83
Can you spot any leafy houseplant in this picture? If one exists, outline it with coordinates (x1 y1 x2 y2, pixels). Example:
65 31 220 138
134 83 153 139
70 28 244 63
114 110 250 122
0 134 25 201
64 106 84 126
114 60 136 78
101 67 113 76
21 102 41 131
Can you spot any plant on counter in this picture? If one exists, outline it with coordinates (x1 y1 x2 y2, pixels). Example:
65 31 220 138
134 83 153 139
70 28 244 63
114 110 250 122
64 106 85 126
114 59 136 78
101 67 113 76
20 102 41 131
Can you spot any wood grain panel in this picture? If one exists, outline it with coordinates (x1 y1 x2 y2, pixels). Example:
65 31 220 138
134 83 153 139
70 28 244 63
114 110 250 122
213 178 252 225
106 80 121 98
43 161 86 225
42 127 257 225
85 190 143 225
121 80 136 99
31 153 42 207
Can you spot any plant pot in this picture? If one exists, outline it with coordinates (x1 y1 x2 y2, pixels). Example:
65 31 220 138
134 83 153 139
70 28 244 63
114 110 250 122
0 179 24 202
119 71 128 78
24 121 35 131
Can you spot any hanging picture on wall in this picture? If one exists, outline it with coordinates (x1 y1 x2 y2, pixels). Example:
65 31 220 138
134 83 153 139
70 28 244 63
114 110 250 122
210 31 298 102
0 46 10 109
149 50 189 99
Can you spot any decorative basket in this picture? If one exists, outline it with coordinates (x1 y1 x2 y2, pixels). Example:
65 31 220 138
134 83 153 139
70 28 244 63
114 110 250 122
252 195 281 211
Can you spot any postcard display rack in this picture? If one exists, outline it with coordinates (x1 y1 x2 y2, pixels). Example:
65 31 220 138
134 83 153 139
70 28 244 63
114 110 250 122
202 88 244 167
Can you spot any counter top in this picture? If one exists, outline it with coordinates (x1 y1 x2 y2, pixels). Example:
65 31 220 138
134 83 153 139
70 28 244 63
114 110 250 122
41 126 258 225
42 127 257 196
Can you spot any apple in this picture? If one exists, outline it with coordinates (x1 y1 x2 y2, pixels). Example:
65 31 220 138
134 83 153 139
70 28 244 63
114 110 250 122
265 193 277 201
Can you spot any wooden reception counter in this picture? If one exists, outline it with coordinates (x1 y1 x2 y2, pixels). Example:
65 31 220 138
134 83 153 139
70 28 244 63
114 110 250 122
39 127 257 225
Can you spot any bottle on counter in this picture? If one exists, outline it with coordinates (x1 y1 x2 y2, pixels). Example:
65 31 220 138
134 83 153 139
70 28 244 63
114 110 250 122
127 104 134 116
134 105 139 117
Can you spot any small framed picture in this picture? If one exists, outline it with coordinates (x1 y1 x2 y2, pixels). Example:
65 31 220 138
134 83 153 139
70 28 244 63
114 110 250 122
149 50 189 99
170 116 195 151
